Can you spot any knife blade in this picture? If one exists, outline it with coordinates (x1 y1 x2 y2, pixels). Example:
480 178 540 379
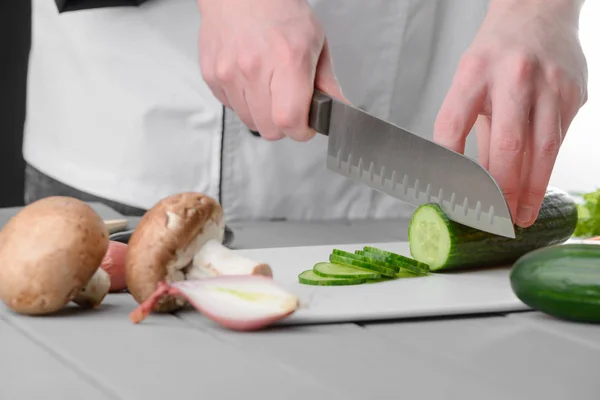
308 90 516 239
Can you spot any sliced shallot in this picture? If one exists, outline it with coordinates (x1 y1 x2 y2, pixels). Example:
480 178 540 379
129 275 299 331
100 241 128 292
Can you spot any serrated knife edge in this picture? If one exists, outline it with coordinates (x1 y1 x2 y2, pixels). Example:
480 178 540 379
326 152 515 238
309 90 516 238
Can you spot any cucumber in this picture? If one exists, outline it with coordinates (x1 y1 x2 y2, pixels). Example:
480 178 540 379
510 243 600 323
365 277 394 284
395 270 421 279
362 247 430 275
313 262 381 279
298 246 431 286
408 187 578 271
298 269 365 286
329 253 397 278
347 249 401 270
354 250 401 272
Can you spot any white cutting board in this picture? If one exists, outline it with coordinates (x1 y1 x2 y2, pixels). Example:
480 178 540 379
234 241 530 325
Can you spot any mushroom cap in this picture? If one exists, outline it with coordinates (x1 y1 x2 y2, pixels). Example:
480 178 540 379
0 196 110 315
125 192 224 313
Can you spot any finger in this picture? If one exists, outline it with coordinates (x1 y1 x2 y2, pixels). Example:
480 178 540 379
224 88 256 131
202 66 232 109
270 49 318 142
558 83 585 139
487 84 532 223
243 66 284 141
475 114 491 170
433 55 488 154
518 135 533 202
200 45 232 109
226 85 256 130
545 65 586 139
516 90 561 227
213 54 256 130
315 39 349 104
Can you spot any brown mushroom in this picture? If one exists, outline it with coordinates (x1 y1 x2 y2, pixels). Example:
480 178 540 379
0 196 111 315
125 192 272 314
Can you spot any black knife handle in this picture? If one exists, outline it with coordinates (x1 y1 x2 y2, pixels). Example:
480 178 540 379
308 90 333 136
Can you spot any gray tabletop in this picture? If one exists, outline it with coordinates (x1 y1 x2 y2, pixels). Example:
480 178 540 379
1 204 599 400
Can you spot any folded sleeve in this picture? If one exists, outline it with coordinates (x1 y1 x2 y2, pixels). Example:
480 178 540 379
55 0 148 12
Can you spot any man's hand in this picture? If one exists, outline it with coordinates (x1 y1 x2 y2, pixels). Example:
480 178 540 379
433 0 588 228
197 0 346 141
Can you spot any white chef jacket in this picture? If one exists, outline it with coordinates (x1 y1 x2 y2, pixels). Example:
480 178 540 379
23 0 489 222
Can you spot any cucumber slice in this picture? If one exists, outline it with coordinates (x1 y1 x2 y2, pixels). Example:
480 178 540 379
298 270 365 286
313 262 381 279
363 246 430 275
395 270 422 279
364 278 392 284
363 252 420 274
355 250 405 272
332 249 366 260
333 249 400 272
329 254 397 278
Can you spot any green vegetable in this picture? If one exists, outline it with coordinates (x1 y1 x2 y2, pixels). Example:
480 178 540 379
573 188 600 237
408 187 578 271
362 246 430 275
347 250 402 273
313 261 380 279
329 252 397 278
298 270 365 286
510 243 600 323
298 247 430 286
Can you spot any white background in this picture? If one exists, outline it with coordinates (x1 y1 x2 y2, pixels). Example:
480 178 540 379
549 1 599 194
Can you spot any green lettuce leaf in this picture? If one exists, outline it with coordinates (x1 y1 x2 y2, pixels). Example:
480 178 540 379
573 188 600 237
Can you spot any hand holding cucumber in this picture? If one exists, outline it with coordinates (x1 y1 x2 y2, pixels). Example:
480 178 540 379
433 0 588 228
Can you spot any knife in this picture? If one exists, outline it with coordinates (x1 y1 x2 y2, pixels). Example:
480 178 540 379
308 90 516 239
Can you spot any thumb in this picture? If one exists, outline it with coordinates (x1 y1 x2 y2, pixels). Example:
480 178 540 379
314 39 350 104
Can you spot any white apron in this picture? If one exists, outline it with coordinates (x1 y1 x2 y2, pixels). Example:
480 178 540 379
23 0 490 222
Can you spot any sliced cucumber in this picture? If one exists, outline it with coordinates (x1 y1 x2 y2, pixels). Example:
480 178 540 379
335 249 400 272
363 251 424 275
313 261 381 279
363 246 430 275
395 270 421 278
329 253 397 278
364 277 393 284
358 252 403 272
298 269 365 286
355 250 407 273
298 245 433 286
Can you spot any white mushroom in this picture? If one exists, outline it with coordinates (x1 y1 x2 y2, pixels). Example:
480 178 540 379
0 196 111 315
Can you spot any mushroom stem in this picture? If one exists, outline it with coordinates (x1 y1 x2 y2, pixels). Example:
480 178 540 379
72 268 111 308
186 239 272 280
